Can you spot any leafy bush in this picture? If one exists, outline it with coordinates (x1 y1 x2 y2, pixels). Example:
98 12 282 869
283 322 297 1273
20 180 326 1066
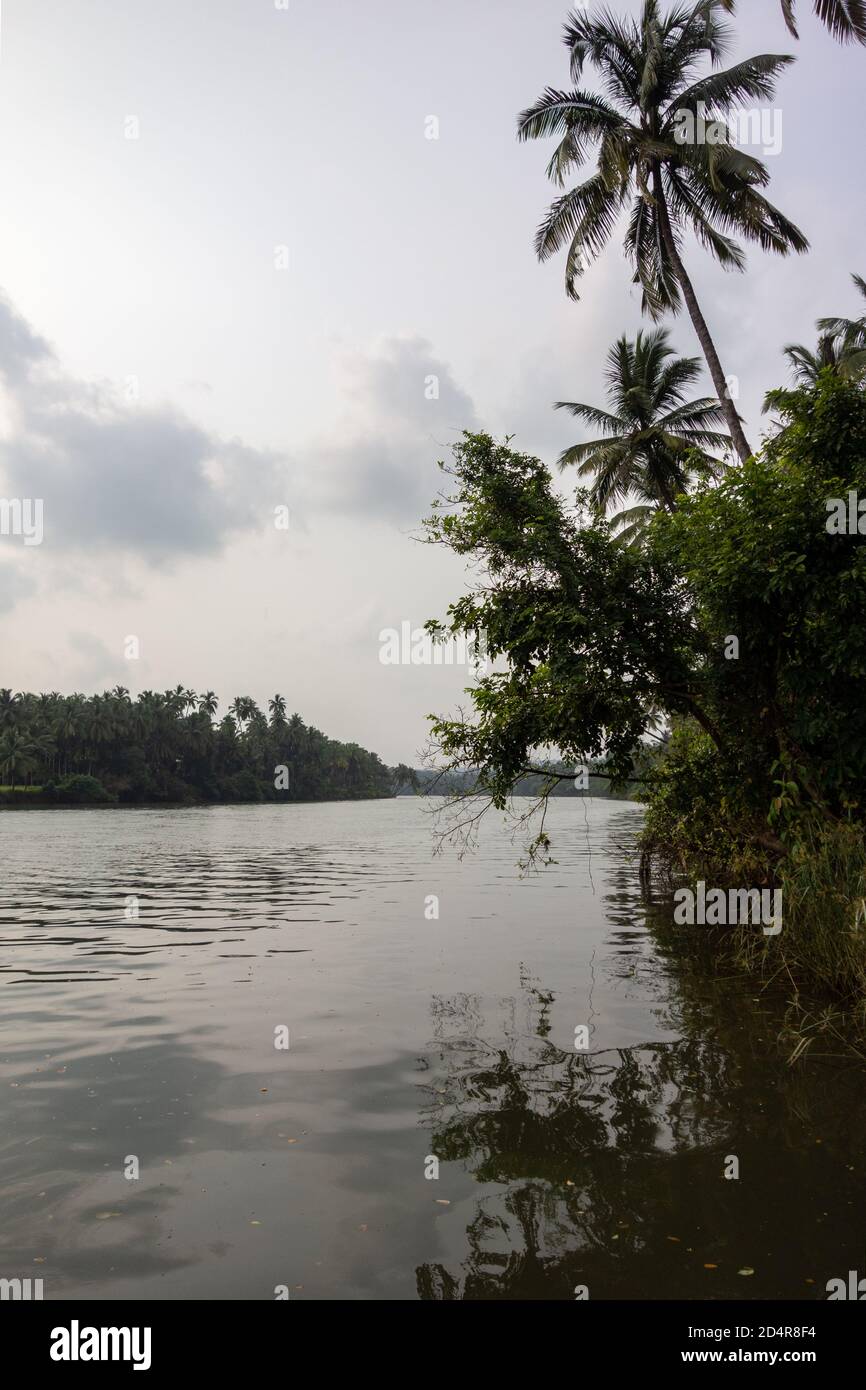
649 372 866 840
639 722 773 881
55 775 115 804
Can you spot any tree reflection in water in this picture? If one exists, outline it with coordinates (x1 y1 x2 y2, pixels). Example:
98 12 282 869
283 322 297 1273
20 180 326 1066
415 943 866 1300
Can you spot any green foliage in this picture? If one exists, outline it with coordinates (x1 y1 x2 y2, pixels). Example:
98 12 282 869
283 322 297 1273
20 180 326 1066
639 722 770 879
424 432 701 805
217 769 264 803
391 763 420 794
425 377 866 885
651 372 866 828
54 774 116 804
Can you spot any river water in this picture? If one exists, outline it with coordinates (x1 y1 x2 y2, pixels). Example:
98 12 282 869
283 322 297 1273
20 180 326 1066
0 798 862 1300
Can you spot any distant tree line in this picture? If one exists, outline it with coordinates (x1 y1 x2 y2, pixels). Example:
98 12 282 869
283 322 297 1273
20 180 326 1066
0 688 398 804
397 765 643 799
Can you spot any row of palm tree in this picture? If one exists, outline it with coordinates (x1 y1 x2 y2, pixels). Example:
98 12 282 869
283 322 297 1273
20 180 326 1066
0 688 396 801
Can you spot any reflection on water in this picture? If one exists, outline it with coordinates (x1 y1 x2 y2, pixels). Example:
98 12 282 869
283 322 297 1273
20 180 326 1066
417 971 866 1300
0 800 863 1300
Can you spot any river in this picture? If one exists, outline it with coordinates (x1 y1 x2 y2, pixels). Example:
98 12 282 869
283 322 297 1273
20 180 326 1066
0 798 862 1300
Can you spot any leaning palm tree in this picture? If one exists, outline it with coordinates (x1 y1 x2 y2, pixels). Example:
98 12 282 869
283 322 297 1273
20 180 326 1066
721 0 866 43
556 328 729 542
517 0 808 463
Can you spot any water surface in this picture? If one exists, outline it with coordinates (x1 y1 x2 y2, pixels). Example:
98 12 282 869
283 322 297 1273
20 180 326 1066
0 799 862 1299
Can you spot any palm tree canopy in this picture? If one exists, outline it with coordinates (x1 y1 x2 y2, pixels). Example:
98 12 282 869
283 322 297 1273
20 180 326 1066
783 336 842 384
556 327 729 527
786 334 866 383
817 272 866 344
721 0 866 44
765 275 866 406
517 0 808 312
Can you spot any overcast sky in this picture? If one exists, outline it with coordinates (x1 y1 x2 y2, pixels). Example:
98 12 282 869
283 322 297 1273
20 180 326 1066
0 0 862 763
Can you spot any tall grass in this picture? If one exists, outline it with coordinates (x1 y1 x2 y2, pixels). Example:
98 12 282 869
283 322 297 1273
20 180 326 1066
730 821 866 1042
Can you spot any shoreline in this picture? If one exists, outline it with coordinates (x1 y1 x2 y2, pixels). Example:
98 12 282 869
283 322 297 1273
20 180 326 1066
0 791 399 810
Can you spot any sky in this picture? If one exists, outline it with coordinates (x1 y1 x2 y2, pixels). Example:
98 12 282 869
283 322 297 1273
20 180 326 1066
0 0 862 763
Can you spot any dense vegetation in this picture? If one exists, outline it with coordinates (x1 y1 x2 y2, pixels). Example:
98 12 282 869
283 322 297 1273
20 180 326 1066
423 375 866 1010
0 688 398 805
420 2 866 1034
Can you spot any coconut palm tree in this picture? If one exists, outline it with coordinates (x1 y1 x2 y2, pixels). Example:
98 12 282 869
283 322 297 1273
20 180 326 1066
762 333 866 412
763 275 866 407
556 328 729 542
268 694 287 727
783 333 866 385
228 696 258 732
817 273 866 353
517 0 808 463
721 0 866 43
0 729 39 790
784 336 841 386
0 688 19 730
165 685 188 716
53 699 79 776
197 691 219 719
27 730 56 783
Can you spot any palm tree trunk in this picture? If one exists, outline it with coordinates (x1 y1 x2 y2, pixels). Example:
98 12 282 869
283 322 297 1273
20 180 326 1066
653 169 752 464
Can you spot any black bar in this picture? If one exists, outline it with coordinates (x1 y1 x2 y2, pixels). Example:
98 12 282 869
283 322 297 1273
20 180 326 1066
9 1298 859 1375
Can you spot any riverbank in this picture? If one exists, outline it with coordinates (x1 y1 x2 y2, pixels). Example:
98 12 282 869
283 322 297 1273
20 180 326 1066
641 816 866 1055
0 778 398 809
